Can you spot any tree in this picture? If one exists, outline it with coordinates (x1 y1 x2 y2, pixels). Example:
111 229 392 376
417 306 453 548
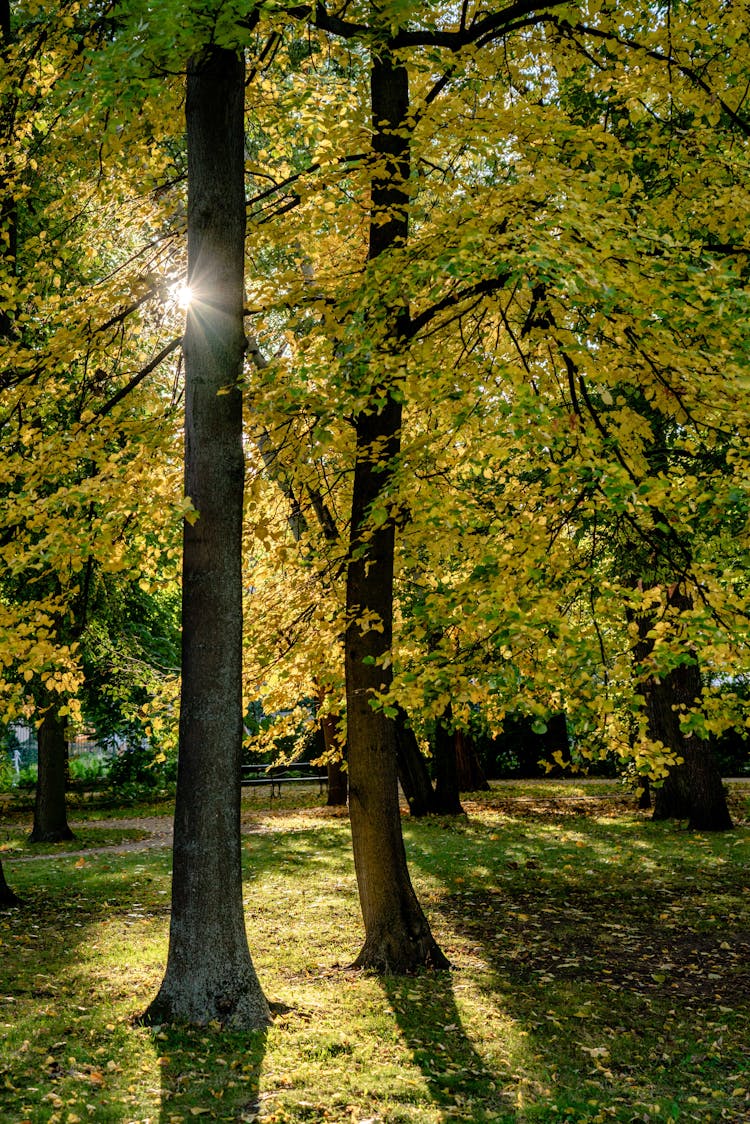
0 855 18 908
631 584 733 831
0 0 185 836
143 43 270 1028
29 705 74 843
343 46 448 971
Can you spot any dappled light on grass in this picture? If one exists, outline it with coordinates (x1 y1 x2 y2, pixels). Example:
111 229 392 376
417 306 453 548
0 781 748 1121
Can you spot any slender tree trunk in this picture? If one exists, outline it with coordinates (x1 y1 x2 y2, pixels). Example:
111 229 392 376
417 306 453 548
0 855 18 907
637 775 652 810
433 710 464 815
326 757 348 806
394 706 439 816
142 46 269 1028
344 53 447 972
0 0 17 338
320 711 348 806
29 707 73 843
633 586 732 832
455 729 490 792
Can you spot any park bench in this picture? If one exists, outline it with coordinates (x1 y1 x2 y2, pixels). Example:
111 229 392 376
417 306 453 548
241 763 328 797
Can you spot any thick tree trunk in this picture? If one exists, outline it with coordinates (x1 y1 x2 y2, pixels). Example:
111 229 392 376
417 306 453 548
455 729 490 792
634 586 732 832
142 47 269 1028
433 711 464 815
344 53 447 972
647 666 732 830
0 856 18 908
320 712 348 806
29 707 73 843
394 706 439 816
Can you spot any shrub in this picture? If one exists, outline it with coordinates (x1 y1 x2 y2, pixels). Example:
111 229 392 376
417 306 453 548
68 753 109 790
106 741 177 801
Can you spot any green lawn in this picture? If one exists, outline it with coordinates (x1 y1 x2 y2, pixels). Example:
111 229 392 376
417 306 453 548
0 781 748 1123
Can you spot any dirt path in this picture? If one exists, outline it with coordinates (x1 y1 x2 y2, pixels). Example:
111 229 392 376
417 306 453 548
3 815 175 863
1 812 289 864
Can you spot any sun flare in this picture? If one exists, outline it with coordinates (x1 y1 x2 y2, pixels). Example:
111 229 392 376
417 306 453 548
171 282 194 309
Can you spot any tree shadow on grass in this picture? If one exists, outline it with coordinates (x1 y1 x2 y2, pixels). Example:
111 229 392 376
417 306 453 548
379 973 514 1122
405 808 750 1118
153 1023 267 1123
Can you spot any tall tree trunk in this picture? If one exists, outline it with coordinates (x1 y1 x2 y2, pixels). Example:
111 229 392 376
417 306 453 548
433 709 464 815
142 46 269 1028
29 706 73 843
320 711 348 806
634 586 732 832
0 0 17 339
344 53 447 972
455 729 490 792
394 706 439 816
0 855 18 907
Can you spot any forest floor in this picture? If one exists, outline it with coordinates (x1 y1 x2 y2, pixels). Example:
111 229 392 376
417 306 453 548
0 779 748 1124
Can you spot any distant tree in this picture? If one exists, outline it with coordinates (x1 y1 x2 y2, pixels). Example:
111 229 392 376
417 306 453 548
29 703 73 843
632 585 733 831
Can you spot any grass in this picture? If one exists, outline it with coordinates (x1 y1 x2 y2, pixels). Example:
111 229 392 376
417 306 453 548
0 825 150 855
0 780 748 1123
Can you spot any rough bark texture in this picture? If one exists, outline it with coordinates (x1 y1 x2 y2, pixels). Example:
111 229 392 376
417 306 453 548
394 707 439 816
634 587 732 832
29 707 73 843
0 856 18 907
142 47 269 1028
344 54 448 973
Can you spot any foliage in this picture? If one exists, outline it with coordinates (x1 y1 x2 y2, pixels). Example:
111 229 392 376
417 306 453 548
0 782 747 1121
106 741 177 801
2 0 749 790
11 764 38 791
68 752 110 790
0 0 184 731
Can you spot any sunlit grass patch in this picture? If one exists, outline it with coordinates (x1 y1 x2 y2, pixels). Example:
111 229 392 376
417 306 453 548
0 781 748 1122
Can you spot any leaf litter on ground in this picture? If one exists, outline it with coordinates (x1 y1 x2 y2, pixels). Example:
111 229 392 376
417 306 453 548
0 779 748 1123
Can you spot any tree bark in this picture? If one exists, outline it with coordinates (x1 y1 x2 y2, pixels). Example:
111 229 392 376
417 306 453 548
394 706 439 816
634 586 732 832
29 706 73 843
344 53 448 972
637 775 652 810
0 855 18 908
455 729 490 792
433 710 464 815
320 711 348 806
142 46 269 1028
648 664 732 830
0 0 17 338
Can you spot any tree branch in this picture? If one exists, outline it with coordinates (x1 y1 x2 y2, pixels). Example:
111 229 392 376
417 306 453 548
93 337 181 420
